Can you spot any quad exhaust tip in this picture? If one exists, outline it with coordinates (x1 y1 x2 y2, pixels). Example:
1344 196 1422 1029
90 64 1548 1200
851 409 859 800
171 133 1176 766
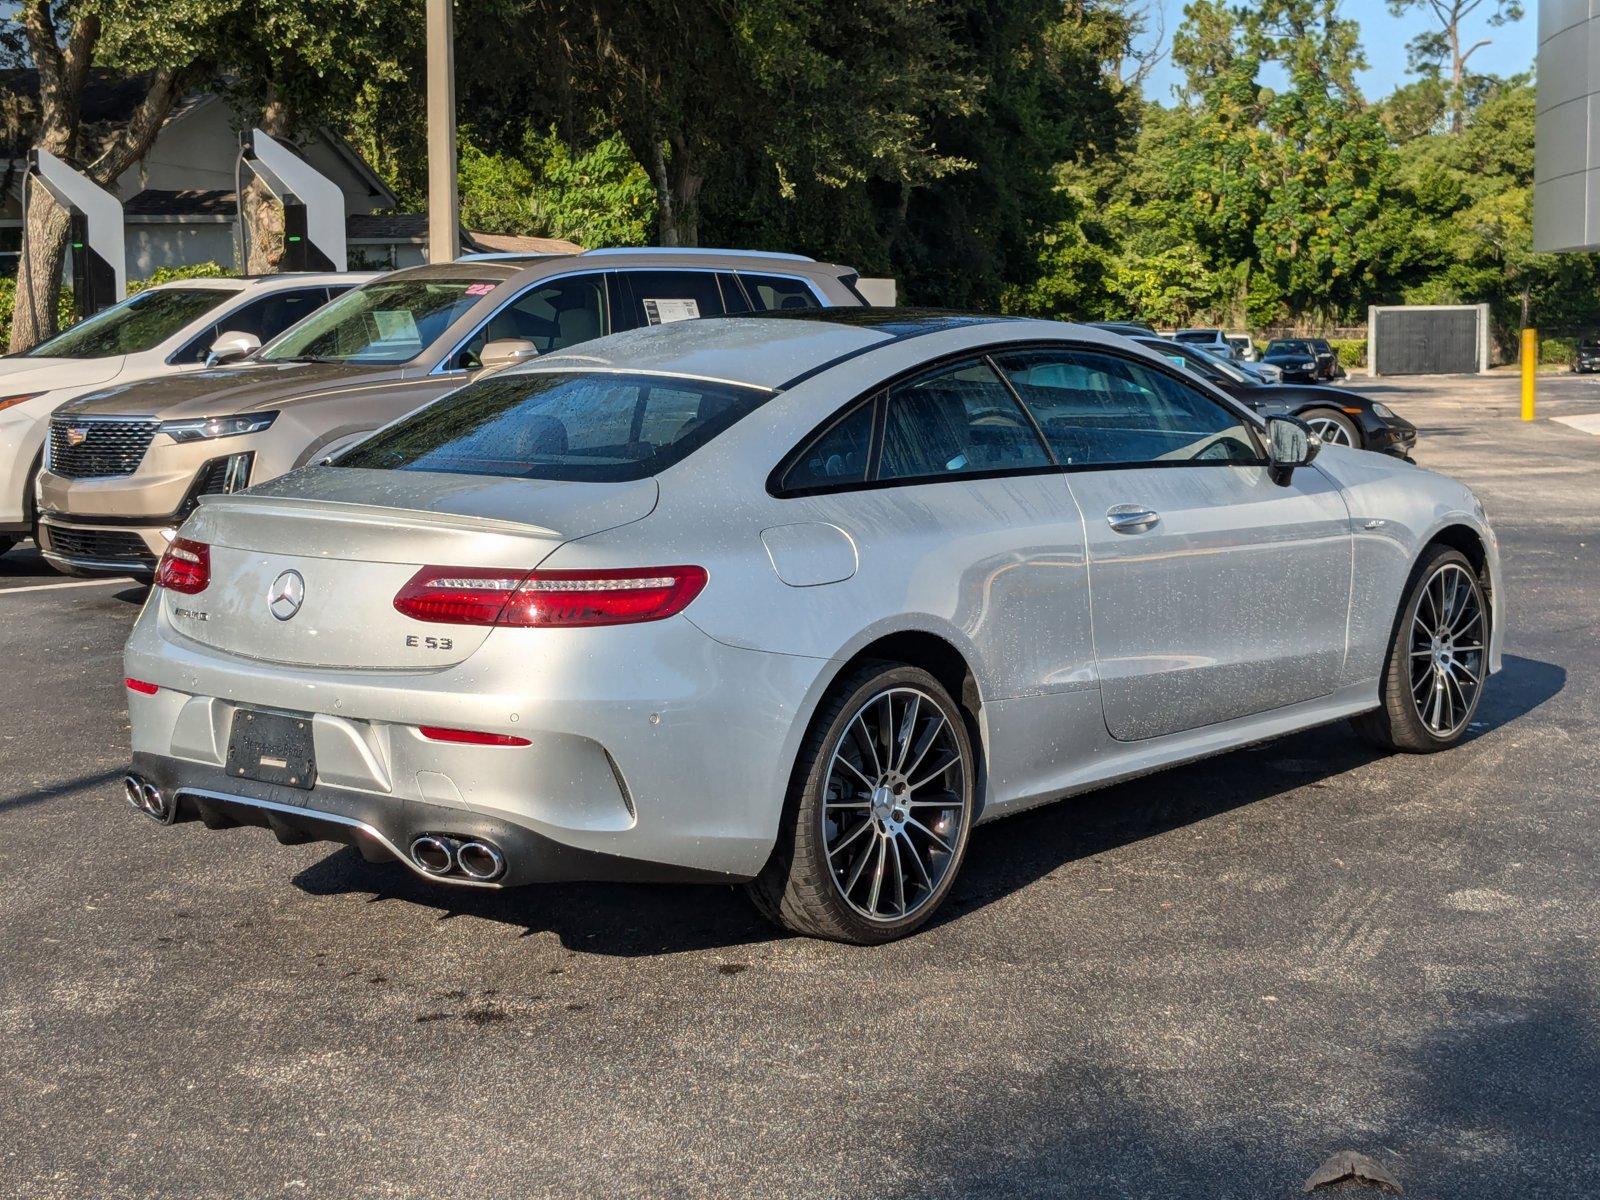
409 834 506 882
457 840 506 882
410 835 457 876
124 774 172 822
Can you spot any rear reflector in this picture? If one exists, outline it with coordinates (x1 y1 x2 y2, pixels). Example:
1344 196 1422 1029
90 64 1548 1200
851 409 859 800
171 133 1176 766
395 565 707 628
124 677 159 695
155 536 210 595
417 725 531 747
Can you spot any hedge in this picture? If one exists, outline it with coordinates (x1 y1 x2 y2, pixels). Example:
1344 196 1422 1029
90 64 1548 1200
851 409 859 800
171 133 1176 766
1324 337 1366 369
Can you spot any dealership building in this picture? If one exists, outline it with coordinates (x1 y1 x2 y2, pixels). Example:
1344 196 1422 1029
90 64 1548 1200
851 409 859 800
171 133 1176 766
1535 0 1600 251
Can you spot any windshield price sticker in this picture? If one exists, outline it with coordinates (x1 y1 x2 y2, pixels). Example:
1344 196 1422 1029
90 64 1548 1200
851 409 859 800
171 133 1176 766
464 283 497 296
643 298 700 325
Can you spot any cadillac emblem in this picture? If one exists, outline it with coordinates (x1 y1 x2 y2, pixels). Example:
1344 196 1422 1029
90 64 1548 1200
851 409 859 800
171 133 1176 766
65 427 89 446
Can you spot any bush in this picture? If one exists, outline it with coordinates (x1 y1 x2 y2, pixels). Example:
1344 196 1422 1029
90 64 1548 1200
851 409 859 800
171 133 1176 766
1537 336 1576 366
1327 338 1367 369
130 261 230 292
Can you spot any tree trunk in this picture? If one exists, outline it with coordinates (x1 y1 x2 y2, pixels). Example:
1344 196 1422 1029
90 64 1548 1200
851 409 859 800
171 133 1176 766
243 90 291 273
1448 21 1464 136
665 134 701 248
8 196 72 351
651 139 678 246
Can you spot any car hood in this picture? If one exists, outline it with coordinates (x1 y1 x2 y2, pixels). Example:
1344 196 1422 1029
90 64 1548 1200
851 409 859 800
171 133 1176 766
1263 354 1315 366
0 355 126 392
55 360 397 419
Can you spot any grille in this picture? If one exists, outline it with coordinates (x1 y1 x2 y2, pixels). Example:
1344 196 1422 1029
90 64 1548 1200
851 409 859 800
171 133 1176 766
48 417 160 478
45 526 158 568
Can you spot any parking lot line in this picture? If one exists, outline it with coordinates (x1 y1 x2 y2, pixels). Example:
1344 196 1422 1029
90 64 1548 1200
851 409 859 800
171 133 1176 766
0 577 135 595
1552 412 1600 434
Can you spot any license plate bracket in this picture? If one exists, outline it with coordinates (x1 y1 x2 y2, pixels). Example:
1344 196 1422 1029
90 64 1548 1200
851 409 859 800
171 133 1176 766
225 708 316 790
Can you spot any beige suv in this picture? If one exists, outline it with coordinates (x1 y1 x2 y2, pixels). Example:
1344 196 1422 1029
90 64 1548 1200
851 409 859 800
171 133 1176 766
37 249 868 575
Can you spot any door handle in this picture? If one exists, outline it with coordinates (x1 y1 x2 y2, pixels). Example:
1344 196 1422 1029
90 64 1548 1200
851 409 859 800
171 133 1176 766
1106 504 1161 533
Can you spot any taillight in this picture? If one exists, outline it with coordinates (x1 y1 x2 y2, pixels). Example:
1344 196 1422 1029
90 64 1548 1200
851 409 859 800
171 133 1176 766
394 565 707 628
155 536 210 594
392 567 525 625
124 677 159 695
418 725 531 747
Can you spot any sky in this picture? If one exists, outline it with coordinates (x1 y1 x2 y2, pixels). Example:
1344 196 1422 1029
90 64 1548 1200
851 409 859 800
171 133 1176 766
1133 0 1539 103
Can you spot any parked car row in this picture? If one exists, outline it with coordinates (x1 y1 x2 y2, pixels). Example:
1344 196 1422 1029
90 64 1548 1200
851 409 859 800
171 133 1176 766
6 248 1479 947
1160 327 1346 381
8 249 865 574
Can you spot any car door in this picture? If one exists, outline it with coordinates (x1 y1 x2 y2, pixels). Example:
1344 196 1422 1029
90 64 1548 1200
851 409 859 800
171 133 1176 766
992 346 1352 742
446 273 612 370
774 355 1095 799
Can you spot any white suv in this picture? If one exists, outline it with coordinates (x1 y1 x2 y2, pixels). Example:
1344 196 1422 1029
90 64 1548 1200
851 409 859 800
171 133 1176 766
0 272 366 557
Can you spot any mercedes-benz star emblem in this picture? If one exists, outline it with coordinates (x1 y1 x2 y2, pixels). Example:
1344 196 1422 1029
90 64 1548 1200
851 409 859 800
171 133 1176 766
267 569 305 622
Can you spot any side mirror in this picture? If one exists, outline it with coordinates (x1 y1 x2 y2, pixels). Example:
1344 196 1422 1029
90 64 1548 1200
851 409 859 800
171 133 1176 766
1266 414 1320 484
478 338 539 372
205 330 261 368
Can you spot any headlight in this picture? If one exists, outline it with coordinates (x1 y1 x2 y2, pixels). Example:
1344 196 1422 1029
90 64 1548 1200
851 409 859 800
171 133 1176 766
1371 402 1397 420
0 391 46 413
160 412 277 443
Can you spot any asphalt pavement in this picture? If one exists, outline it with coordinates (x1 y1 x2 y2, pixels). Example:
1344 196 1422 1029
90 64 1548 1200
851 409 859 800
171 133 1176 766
1 371 1596 1199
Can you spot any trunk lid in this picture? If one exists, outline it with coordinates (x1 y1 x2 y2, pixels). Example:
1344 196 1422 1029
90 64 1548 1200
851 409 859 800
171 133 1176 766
166 468 658 669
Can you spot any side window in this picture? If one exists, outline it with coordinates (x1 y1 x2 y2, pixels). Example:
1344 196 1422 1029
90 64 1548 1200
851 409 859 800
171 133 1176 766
454 275 608 369
878 359 1051 482
171 288 331 364
739 273 820 312
780 399 876 492
994 349 1262 468
716 273 752 315
617 271 726 327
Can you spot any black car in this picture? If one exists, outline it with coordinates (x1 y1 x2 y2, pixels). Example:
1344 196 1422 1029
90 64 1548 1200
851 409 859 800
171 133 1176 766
1134 336 1416 457
1574 337 1600 374
1261 338 1323 382
1305 337 1342 380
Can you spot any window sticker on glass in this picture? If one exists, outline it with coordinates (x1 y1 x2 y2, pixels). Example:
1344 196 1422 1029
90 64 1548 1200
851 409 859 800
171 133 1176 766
643 298 700 325
464 283 496 296
372 309 421 343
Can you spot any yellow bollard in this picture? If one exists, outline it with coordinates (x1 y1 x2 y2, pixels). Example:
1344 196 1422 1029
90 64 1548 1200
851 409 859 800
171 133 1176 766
1521 327 1537 422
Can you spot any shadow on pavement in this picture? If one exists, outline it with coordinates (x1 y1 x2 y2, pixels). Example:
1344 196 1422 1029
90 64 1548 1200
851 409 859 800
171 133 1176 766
877 954 1600 1198
289 655 1563 957
0 767 130 814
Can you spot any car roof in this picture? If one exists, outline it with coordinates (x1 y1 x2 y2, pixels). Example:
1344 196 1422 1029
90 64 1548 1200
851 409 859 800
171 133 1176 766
519 310 1133 392
376 248 854 288
143 271 376 294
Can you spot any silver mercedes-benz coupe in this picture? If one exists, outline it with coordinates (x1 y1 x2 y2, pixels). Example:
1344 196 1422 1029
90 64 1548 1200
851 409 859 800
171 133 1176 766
122 311 1503 943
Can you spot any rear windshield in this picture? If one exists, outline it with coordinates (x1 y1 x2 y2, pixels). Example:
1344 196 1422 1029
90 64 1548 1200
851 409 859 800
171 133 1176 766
336 370 771 482
22 287 234 358
259 278 496 365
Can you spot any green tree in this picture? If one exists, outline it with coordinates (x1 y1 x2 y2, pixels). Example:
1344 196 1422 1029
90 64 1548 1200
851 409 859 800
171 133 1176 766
1385 0 1524 133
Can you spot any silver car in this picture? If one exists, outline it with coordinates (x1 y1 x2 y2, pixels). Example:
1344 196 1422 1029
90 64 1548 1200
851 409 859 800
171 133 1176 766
122 312 1503 943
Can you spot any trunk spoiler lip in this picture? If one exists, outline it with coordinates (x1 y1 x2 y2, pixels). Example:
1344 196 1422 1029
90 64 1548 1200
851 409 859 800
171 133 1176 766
192 492 561 539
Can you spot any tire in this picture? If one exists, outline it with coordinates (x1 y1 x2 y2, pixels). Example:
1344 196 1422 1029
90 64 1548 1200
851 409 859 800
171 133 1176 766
1302 406 1360 448
748 662 977 943
1351 546 1488 753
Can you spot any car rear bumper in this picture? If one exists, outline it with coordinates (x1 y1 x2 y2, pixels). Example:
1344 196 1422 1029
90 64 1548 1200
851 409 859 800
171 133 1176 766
123 604 832 882
123 754 743 887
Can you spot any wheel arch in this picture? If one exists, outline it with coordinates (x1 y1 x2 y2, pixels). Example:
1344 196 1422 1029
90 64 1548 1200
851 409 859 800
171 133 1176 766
793 626 990 819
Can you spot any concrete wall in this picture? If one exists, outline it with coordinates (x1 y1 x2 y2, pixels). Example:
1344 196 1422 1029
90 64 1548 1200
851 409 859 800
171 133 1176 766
1534 0 1600 251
